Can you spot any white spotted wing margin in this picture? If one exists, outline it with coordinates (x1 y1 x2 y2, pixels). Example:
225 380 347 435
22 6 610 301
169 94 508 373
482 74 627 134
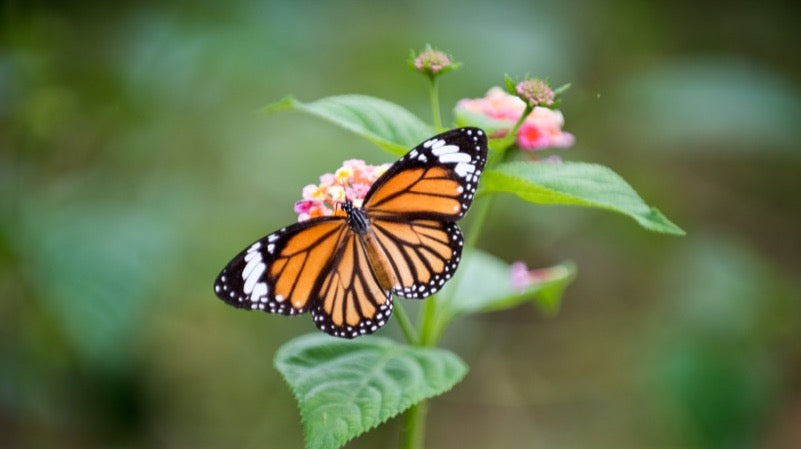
213 217 346 316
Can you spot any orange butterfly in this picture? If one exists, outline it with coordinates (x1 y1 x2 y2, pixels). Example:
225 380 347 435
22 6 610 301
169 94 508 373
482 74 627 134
214 127 487 338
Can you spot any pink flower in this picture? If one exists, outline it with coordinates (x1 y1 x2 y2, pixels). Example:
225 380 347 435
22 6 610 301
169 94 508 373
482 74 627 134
510 262 532 291
517 107 575 150
510 261 568 291
456 87 574 151
295 159 391 222
457 87 526 124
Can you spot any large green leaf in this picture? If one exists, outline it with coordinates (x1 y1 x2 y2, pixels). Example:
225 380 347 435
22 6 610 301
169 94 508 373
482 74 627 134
274 334 467 449
482 161 685 235
265 95 433 155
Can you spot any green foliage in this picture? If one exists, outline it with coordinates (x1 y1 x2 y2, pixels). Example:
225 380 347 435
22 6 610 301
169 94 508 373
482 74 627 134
264 95 433 156
429 250 575 343
441 250 576 317
263 50 683 449
440 250 576 316
503 73 517 95
482 161 685 235
274 334 467 449
18 199 176 369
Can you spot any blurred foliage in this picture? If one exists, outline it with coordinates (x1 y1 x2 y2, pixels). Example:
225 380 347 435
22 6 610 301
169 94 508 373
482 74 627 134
2 0 800 448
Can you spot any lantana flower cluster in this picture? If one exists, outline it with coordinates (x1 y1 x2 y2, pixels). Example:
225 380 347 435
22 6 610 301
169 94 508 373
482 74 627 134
294 159 390 222
457 87 574 151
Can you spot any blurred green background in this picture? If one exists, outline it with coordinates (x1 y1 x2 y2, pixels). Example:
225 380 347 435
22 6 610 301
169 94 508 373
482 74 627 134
3 0 800 448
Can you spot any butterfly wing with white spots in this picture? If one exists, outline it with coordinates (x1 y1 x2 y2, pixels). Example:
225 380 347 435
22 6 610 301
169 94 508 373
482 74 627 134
214 217 348 316
213 127 489 338
363 127 487 220
361 127 487 299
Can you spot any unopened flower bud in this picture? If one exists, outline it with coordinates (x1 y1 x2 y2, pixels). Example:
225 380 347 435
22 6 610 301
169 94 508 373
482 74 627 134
410 45 460 79
515 78 555 108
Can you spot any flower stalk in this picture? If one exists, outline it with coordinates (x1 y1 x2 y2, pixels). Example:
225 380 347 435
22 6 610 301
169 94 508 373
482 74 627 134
429 78 443 131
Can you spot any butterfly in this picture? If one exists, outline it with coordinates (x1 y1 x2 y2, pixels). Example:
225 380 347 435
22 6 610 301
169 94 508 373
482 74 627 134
213 127 488 338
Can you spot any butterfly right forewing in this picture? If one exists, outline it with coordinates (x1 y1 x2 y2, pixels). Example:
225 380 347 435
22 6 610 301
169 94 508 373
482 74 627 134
363 127 488 220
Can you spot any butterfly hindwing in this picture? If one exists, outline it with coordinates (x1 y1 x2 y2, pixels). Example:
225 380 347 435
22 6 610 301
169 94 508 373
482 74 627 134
310 232 393 338
214 217 348 316
363 127 488 220
369 218 463 299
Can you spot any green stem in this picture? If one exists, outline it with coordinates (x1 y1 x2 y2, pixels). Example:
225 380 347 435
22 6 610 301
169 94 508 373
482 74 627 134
399 294 437 449
429 78 443 131
401 106 517 448
426 194 496 344
424 133 520 343
463 194 495 252
418 293 439 346
489 104 532 164
508 104 532 141
401 400 428 449
393 301 419 345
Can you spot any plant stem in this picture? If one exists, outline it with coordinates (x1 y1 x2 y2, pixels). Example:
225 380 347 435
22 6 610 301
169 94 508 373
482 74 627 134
425 126 522 344
490 104 532 163
426 194 497 345
401 107 519 448
508 104 532 142
429 78 443 131
401 400 428 449
393 301 419 345
400 195 497 449
463 194 495 253
418 293 439 346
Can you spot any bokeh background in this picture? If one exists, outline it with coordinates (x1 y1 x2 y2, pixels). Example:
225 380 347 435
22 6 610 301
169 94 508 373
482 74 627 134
3 0 800 448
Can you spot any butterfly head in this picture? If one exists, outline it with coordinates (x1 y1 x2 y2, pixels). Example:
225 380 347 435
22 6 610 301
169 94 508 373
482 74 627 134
341 201 370 234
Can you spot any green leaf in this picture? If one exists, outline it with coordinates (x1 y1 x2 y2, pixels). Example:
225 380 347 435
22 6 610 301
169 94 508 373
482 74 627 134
482 161 685 235
552 82 572 96
440 250 576 317
264 95 433 155
503 73 517 94
274 334 468 449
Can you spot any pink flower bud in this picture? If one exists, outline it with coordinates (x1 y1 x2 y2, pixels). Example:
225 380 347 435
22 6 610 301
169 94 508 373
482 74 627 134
510 261 570 291
410 45 460 79
515 78 555 108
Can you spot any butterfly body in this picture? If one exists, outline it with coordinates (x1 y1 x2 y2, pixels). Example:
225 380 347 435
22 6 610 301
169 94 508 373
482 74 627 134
214 127 487 338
